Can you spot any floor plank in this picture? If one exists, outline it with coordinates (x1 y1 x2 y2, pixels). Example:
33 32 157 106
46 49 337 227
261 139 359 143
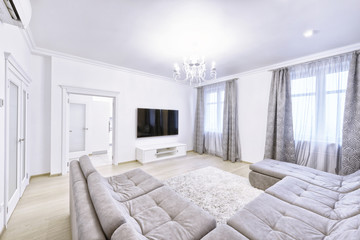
0 152 250 240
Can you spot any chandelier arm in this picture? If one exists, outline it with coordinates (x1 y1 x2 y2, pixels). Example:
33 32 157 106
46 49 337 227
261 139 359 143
173 56 217 85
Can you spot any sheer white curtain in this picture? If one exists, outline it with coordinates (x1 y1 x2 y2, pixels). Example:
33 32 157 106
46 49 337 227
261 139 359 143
203 82 225 156
289 53 352 173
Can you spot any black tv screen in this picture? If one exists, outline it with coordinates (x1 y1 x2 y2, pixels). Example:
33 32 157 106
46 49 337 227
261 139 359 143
137 108 179 138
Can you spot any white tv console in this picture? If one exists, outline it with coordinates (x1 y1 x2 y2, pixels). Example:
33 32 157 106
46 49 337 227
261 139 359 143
136 143 187 164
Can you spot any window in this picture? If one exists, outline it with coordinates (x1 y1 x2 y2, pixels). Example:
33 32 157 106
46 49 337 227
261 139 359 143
324 72 348 142
288 53 351 173
204 86 225 133
291 71 348 143
291 76 316 141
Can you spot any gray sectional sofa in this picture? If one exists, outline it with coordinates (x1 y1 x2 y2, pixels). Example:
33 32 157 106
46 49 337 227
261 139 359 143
229 158 360 239
70 156 216 240
203 159 360 239
71 156 360 240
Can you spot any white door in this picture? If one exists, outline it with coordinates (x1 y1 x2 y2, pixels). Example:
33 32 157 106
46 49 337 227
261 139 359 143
69 103 89 158
5 68 29 222
20 88 29 195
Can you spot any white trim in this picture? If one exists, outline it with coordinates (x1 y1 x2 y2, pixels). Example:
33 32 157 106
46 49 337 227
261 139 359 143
4 55 9 230
21 28 36 52
61 88 69 175
60 85 120 98
60 86 120 174
0 202 3 235
4 53 32 86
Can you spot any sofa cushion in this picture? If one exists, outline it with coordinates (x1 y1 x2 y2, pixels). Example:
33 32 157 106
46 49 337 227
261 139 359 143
121 186 216 239
249 170 281 190
79 155 98 179
88 168 215 240
87 172 127 239
70 160 106 240
201 224 248 240
70 160 86 183
228 193 333 239
266 176 360 220
250 159 360 192
327 214 360 240
107 168 164 202
73 180 106 240
111 223 148 240
227 193 360 240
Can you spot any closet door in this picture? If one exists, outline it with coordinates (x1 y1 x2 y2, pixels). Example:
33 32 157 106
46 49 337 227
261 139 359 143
6 72 22 222
20 87 29 195
5 56 30 223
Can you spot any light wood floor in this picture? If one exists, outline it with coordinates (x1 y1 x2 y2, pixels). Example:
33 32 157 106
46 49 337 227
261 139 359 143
0 152 250 240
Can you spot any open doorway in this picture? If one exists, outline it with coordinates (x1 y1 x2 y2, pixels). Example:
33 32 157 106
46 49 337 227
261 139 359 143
68 94 113 167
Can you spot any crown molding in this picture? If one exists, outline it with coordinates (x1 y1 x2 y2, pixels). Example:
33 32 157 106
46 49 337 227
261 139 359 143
22 28 360 88
21 28 191 87
213 42 360 84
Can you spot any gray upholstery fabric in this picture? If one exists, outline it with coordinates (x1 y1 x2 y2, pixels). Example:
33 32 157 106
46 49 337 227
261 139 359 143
248 170 281 190
266 176 360 220
88 169 215 240
228 193 360 240
222 79 241 162
87 172 127 239
120 186 216 239
201 224 248 240
194 87 205 154
264 68 296 163
342 51 360 175
250 159 360 192
107 168 163 202
69 161 106 240
111 223 148 240
79 155 97 178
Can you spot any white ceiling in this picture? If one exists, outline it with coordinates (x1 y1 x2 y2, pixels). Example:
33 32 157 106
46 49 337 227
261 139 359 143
29 0 360 78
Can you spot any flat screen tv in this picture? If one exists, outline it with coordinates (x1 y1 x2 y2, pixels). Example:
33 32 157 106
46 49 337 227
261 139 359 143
137 108 179 138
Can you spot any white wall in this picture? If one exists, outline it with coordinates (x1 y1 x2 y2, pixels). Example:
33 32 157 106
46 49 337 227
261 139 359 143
0 23 49 234
29 55 51 175
50 57 195 174
237 71 272 163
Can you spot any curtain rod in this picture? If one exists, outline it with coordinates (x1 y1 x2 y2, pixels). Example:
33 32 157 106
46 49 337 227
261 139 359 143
194 78 238 88
268 49 358 72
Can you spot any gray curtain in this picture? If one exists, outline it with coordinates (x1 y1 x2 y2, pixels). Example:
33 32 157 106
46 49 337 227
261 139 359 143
264 68 296 163
222 80 241 162
193 87 205 154
341 51 360 175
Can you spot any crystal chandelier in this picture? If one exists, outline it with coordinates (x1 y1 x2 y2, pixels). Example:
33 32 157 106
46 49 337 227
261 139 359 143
173 56 217 86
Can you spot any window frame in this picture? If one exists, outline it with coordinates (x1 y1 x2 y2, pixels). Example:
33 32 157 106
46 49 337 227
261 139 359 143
204 88 225 133
290 71 348 144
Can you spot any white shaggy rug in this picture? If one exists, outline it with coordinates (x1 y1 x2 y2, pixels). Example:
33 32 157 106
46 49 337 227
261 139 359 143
164 167 263 224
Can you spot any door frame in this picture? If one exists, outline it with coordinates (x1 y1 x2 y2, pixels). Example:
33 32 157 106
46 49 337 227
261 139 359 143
4 53 31 226
60 86 120 175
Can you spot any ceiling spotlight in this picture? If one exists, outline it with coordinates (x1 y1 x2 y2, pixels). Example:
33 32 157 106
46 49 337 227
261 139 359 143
303 29 318 38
